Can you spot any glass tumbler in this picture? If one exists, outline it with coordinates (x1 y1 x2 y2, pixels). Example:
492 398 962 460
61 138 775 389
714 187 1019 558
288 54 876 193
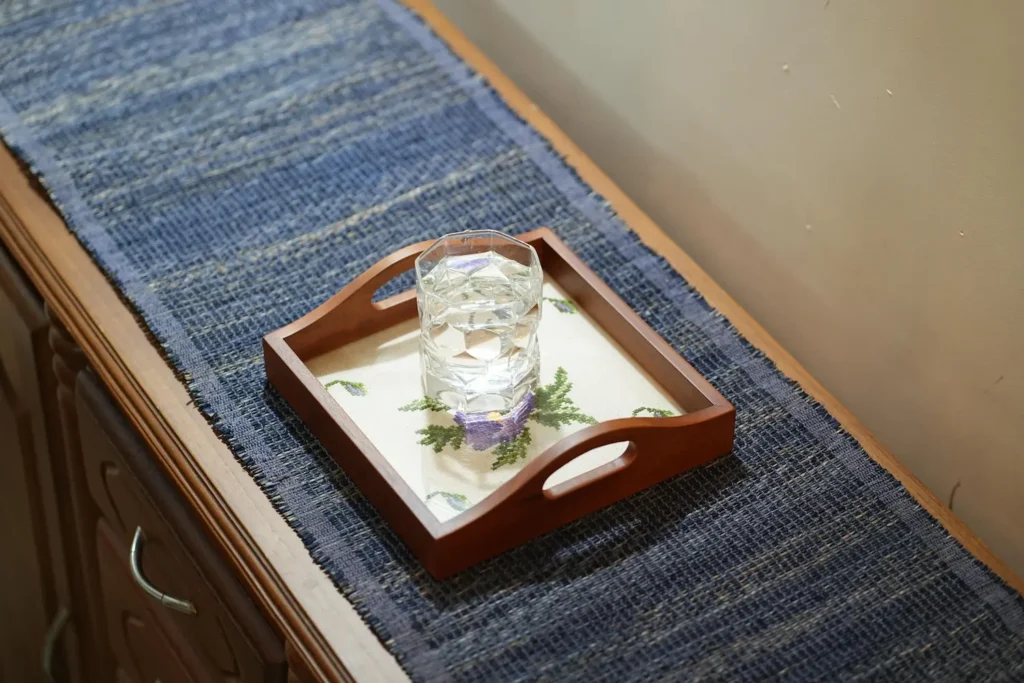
415 231 543 414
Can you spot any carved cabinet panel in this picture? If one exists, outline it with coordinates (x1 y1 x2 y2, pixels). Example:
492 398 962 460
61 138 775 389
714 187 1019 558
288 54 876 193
95 519 197 683
0 244 79 682
2 235 288 681
76 371 286 682
0 356 50 683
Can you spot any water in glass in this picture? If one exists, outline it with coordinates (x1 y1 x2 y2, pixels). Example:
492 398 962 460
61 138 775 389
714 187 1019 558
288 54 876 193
416 231 542 413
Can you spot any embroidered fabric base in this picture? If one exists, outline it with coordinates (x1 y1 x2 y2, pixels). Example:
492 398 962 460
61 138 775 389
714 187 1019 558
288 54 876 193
1 1 1021 681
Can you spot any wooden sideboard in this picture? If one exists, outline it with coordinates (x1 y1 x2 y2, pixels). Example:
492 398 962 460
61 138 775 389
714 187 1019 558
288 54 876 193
2 241 288 682
0 141 404 682
0 2 1021 682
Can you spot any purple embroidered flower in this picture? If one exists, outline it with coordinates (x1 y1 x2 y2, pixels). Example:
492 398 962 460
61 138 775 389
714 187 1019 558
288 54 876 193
454 393 535 451
449 255 490 272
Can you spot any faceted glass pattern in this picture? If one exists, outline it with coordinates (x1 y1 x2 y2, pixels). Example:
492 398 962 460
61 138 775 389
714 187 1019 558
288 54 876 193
415 231 543 413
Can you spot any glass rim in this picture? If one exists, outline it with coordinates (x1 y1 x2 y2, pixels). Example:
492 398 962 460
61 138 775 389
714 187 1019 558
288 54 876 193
414 230 538 277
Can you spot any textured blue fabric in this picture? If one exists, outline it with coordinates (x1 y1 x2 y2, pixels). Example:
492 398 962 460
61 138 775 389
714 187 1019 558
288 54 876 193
1 1 1022 680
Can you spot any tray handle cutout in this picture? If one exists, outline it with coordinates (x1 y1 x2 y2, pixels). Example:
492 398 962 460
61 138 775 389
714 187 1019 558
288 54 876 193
287 232 550 359
286 240 430 357
439 406 734 576
514 409 730 505
342 240 426 319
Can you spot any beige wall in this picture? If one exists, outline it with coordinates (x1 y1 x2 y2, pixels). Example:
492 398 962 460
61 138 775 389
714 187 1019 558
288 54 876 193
435 0 1024 573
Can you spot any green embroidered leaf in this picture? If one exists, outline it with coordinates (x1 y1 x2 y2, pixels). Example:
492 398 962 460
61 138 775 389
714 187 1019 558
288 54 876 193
323 379 367 396
532 409 597 428
534 366 569 412
531 367 596 428
631 406 675 418
426 491 471 512
399 395 450 412
491 427 532 470
416 424 465 453
544 297 578 314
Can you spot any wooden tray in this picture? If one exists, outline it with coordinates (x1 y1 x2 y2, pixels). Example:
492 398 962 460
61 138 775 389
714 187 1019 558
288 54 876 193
263 228 734 578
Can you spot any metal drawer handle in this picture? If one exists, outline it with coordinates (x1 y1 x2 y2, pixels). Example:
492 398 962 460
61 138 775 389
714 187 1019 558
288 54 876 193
130 527 198 616
41 605 70 683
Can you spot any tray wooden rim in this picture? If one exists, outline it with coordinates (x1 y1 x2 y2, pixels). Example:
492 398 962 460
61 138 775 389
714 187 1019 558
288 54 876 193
264 228 735 577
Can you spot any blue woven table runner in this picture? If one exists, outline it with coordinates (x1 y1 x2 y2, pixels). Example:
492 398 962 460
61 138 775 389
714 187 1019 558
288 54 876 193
2 1 1022 680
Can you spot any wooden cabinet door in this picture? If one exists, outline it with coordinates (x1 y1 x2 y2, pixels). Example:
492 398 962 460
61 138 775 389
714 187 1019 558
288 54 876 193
0 244 77 682
0 357 49 683
76 370 286 682
95 519 198 683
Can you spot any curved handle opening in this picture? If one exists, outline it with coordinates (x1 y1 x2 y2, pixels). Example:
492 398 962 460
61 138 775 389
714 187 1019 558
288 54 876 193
542 440 635 500
355 243 424 311
370 267 417 304
282 240 431 357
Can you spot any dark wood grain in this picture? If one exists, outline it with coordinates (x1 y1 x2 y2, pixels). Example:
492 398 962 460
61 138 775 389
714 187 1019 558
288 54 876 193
0 244 51 683
77 371 287 683
264 228 736 578
0 342 49 683
0 243 85 683
50 316 115 682
94 519 197 683
286 641 318 683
